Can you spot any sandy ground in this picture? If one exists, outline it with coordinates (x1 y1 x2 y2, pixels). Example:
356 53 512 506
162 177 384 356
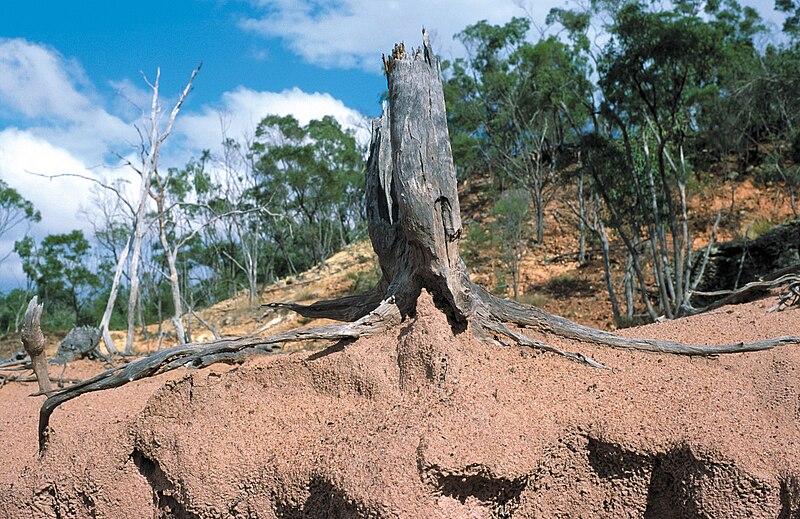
0 291 799 517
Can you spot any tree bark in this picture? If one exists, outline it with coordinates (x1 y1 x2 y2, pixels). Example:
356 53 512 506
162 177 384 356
21 297 51 394
367 37 471 329
98 236 129 355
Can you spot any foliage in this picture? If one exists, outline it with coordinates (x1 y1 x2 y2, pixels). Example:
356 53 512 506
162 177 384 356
444 17 591 242
0 179 41 266
252 114 365 269
490 189 532 299
14 230 100 328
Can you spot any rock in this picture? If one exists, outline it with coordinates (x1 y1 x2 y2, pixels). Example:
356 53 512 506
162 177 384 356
693 219 800 306
51 326 101 364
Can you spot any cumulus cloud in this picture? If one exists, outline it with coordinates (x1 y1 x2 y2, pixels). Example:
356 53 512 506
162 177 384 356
0 38 134 164
0 38 95 121
178 86 370 154
0 128 129 288
238 0 559 71
0 129 120 235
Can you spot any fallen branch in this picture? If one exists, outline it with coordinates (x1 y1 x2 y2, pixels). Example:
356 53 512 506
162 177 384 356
38 298 401 451
683 264 800 316
769 280 800 312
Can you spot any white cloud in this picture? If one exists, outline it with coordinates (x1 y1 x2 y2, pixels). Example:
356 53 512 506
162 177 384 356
0 38 95 121
178 86 370 154
238 0 555 72
0 129 106 235
0 129 130 289
0 38 135 165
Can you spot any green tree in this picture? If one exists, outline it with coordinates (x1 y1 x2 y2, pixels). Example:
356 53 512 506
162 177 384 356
777 0 800 39
251 115 365 269
491 189 532 300
14 230 99 328
445 18 590 243
0 179 41 266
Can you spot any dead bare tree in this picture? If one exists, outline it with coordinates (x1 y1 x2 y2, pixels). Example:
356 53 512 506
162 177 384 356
119 65 201 353
36 33 800 451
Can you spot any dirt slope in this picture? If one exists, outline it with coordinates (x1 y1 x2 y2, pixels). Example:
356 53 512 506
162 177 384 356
1 291 799 518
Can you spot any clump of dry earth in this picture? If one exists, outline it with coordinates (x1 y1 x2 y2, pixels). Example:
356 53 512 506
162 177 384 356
1 290 799 518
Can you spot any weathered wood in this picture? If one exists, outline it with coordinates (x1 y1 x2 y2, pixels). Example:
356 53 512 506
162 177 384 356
692 220 800 307
685 268 800 315
348 35 474 330
21 297 51 394
265 280 387 322
469 282 797 354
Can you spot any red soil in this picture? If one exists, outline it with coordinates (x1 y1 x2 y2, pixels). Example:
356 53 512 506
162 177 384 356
1 291 800 518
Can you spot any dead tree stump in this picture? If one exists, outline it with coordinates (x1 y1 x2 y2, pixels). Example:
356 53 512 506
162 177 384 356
21 297 51 395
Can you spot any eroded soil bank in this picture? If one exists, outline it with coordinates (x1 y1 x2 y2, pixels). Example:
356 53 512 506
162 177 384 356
2 292 800 518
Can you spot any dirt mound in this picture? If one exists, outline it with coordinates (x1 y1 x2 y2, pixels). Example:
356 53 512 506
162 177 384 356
3 292 800 518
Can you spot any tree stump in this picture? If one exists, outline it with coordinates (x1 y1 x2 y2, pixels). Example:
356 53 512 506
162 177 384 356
21 297 51 395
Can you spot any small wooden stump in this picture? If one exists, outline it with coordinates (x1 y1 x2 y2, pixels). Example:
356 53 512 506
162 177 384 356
21 297 51 395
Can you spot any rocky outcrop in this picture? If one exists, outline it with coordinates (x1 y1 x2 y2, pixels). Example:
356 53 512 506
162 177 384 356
693 220 800 307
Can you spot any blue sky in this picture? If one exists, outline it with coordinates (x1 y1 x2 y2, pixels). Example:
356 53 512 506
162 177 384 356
0 0 787 289
0 1 387 116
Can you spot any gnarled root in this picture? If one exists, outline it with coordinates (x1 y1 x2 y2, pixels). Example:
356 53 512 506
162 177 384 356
38 299 401 452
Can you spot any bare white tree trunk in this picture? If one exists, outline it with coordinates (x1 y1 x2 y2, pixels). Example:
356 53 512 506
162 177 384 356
156 212 187 344
122 65 201 354
125 167 153 354
98 236 130 355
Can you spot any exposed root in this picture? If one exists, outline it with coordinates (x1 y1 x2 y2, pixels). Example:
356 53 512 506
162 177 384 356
38 299 402 452
480 320 609 369
264 282 386 322
685 265 800 316
471 282 800 356
21 297 51 394
260 278 800 369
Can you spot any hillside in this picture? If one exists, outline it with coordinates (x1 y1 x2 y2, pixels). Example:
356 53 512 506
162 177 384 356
120 173 800 354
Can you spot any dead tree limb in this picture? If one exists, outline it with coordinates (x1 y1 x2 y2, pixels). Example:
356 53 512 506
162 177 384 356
36 32 800 452
684 264 800 315
21 297 51 394
38 299 401 451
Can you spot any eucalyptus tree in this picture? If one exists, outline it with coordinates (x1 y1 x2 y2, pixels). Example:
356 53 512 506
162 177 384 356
14 231 99 328
445 18 591 243
251 114 365 270
207 137 277 306
538 0 771 320
0 179 41 267
491 189 532 299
